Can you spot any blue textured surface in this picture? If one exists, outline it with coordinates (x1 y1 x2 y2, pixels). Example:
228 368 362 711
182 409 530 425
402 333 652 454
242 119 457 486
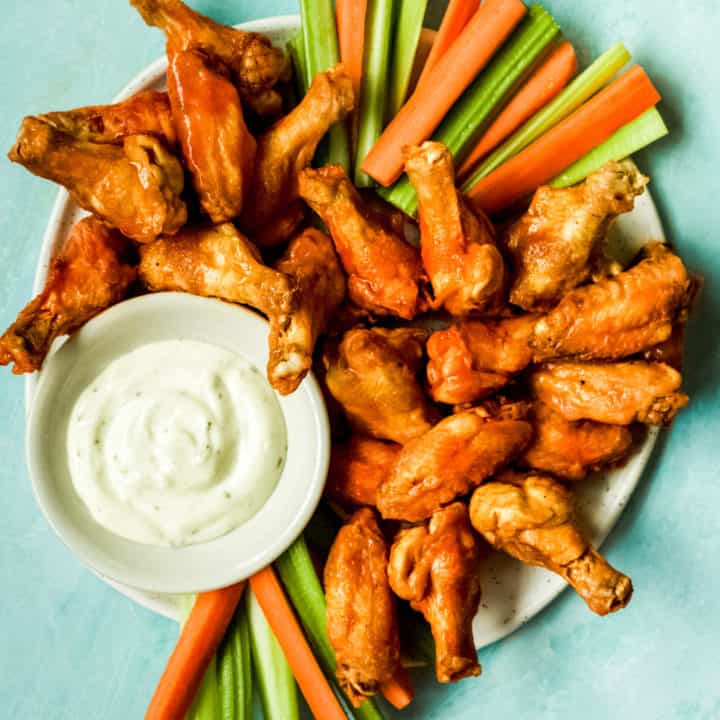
1 2 718 718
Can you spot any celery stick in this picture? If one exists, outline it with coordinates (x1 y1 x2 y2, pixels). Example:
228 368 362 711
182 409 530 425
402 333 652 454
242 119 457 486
355 0 396 186
186 655 219 720
246 589 299 720
380 5 560 216
463 41 632 190
550 107 668 188
217 630 236 720
387 0 429 119
287 33 309 97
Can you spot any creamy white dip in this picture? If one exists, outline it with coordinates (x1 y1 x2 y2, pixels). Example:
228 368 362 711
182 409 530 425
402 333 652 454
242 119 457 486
67 340 287 547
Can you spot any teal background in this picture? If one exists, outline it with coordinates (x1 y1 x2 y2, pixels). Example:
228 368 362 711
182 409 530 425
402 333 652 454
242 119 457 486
1 1 718 718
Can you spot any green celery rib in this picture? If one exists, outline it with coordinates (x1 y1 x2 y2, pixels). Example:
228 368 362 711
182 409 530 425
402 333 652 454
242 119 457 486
380 4 560 216
387 0 429 119
550 107 668 188
355 0 397 186
287 33 310 97
217 628 237 720
186 655 219 720
462 40 632 190
246 589 299 720
275 535 386 720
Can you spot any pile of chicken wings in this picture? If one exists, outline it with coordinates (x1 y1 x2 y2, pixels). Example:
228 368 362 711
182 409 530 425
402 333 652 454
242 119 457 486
1 0 699 705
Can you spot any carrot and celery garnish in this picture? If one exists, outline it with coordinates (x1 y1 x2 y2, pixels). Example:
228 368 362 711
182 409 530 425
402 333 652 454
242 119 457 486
458 40 577 179
145 582 246 720
386 0 429 120
414 0 480 92
466 65 662 214
287 33 310 97
407 28 436 96
462 40 632 188
379 4 560 216
551 106 668 188
215 602 253 720
361 0 527 187
246 588 299 720
249 565 348 720
336 0 368 103
354 0 397 186
299 0 350 170
381 666 415 710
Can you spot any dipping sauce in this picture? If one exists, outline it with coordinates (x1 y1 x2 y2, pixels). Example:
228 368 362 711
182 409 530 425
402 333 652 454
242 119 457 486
67 340 287 547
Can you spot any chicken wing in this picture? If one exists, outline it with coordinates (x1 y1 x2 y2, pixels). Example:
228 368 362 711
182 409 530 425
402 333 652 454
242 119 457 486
326 436 402 509
129 0 289 114
269 228 346 395
324 508 400 706
0 217 137 374
405 141 505 315
241 66 355 241
531 243 696 361
300 164 425 319
388 503 483 682
530 361 688 425
520 402 633 480
469 473 633 615
167 49 256 223
505 160 647 311
8 117 186 243
426 315 537 404
642 322 686 371
323 327 436 444
376 408 532 522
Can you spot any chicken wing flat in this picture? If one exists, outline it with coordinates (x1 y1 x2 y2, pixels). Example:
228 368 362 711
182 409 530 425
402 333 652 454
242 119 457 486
167 49 256 223
129 0 289 114
300 164 425 319
505 160 647 311
470 473 633 615
323 327 436 444
269 228 346 395
532 243 696 361
326 436 402 509
405 142 505 315
324 508 400 706
0 217 137 374
426 315 537 404
9 117 186 243
520 402 633 480
376 408 532 522
38 90 176 146
242 66 355 241
388 503 483 682
530 361 688 426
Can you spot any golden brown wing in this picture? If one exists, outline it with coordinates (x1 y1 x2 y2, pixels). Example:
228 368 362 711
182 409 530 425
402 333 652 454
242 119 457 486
0 217 137 374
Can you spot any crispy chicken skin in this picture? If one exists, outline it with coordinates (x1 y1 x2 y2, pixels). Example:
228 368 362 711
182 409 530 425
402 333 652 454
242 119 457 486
405 142 505 315
0 217 137 374
300 164 425 319
470 473 633 615
167 49 256 223
241 66 355 240
532 243 695 361
324 508 400 707
8 117 186 243
376 408 532 522
521 402 633 480
269 228 346 395
505 160 647 311
530 361 688 426
326 436 402 509
39 90 176 145
323 327 436 444
129 0 290 114
388 503 483 682
426 315 537 404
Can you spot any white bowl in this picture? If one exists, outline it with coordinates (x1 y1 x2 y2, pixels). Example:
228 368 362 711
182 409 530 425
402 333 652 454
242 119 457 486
26 292 330 593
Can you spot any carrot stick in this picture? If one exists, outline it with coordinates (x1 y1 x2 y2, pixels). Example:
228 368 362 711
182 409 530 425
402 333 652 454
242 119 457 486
466 65 661 215
361 0 526 186
145 582 246 720
458 40 577 179
336 0 368 101
249 567 347 720
415 0 480 91
380 665 414 710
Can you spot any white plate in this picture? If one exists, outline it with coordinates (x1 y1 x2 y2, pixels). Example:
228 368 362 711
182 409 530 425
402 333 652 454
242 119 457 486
24 15 663 642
